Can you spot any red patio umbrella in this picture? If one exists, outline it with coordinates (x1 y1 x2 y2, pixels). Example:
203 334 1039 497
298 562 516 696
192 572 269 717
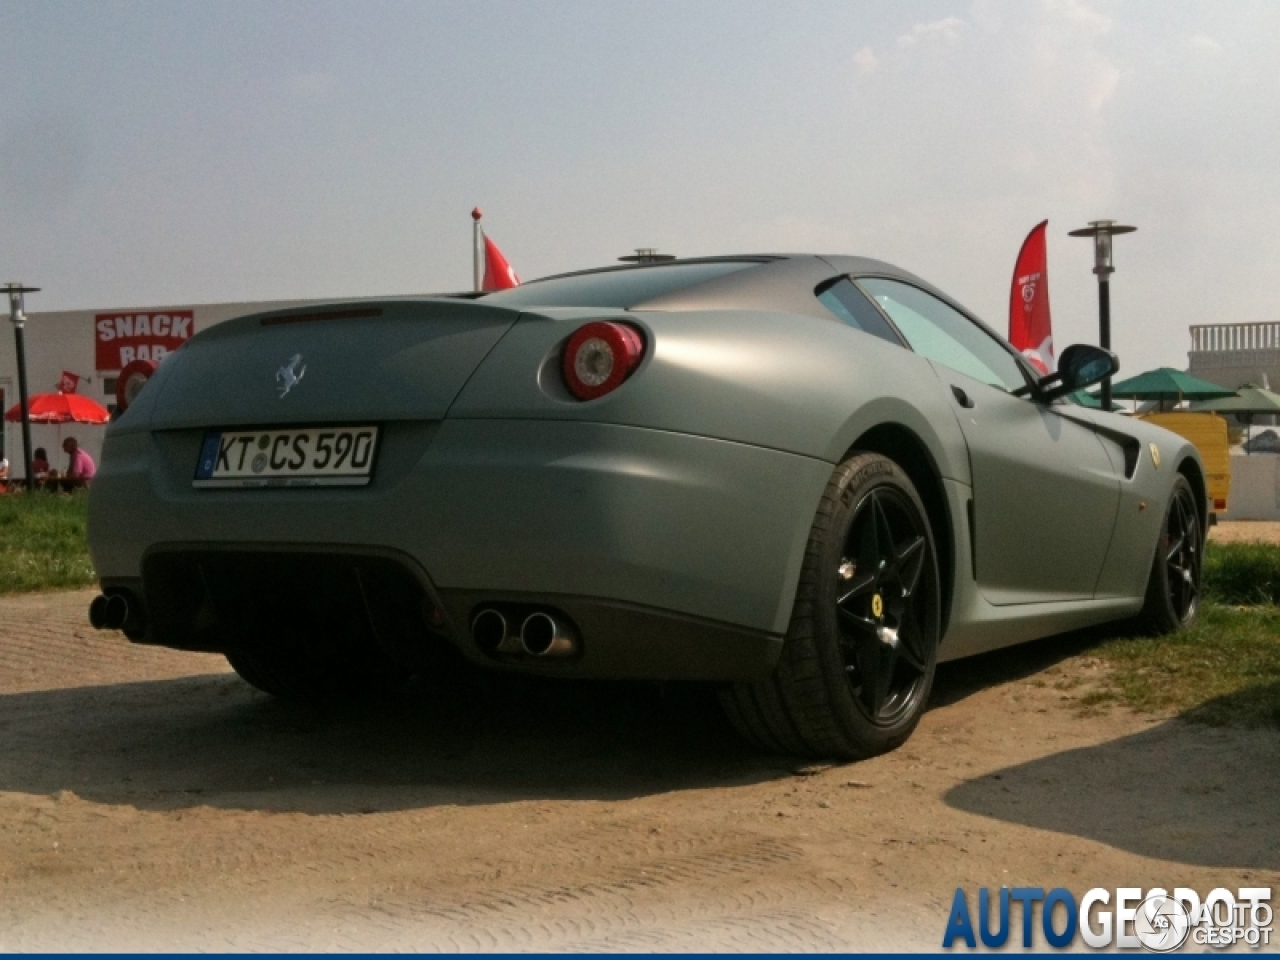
4 391 110 425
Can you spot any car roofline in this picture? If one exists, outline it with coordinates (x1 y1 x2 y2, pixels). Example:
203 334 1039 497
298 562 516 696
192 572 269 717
507 255 792 288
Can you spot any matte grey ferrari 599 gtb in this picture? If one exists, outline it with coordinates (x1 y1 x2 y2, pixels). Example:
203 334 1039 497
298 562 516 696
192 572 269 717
86 255 1205 759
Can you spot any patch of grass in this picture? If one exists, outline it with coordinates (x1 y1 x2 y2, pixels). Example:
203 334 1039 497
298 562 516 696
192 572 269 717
0 491 96 594
1088 603 1280 729
1204 540 1280 605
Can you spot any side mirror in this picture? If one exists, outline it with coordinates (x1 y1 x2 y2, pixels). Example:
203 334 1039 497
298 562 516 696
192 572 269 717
1030 344 1119 403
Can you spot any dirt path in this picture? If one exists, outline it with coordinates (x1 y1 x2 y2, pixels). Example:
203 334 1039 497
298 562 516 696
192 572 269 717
0 590 1276 951
1212 520 1280 544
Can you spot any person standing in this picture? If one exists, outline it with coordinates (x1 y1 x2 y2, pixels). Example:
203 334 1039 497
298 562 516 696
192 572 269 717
62 437 96 491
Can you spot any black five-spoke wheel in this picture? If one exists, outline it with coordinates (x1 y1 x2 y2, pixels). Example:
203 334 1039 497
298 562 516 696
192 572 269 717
836 487 933 726
720 451 942 760
1163 483 1201 624
1139 473 1203 634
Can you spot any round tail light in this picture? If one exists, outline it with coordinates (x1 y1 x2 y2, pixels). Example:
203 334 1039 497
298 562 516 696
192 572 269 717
116 358 158 413
562 321 645 401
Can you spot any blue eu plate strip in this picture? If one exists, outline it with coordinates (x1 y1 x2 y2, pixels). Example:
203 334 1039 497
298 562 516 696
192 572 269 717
195 432 222 480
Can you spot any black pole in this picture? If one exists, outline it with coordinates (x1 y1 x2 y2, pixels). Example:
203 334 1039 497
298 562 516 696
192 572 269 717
1098 279 1112 412
5 284 40 491
12 318 34 490
1070 221 1135 416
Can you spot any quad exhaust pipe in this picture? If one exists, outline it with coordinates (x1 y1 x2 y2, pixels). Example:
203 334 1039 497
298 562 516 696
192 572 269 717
89 593 133 632
471 608 522 654
518 612 576 657
470 607 578 658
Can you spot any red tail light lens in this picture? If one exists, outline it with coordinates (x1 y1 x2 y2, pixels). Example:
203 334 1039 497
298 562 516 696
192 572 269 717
562 321 645 400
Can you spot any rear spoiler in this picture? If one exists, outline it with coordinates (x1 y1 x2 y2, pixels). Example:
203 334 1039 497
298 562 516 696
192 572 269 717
255 292 489 327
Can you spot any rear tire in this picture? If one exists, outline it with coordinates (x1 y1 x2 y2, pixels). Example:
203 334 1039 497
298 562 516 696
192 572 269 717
1137 474 1203 635
720 452 942 760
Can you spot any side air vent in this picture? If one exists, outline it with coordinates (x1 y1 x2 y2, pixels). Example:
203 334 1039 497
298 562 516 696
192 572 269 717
1121 439 1140 479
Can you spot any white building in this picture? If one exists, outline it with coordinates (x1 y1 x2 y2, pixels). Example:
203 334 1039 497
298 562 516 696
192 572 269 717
0 295 330 479
1185 321 1280 520
1187 321 1280 392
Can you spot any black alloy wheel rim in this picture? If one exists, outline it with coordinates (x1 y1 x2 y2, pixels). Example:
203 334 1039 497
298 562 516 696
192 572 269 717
1164 486 1201 625
835 486 935 727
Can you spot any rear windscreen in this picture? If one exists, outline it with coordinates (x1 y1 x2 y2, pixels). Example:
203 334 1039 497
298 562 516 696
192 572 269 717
483 261 762 309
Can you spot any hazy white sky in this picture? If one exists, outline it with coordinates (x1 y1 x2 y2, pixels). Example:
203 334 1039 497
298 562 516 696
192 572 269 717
1 0 1275 372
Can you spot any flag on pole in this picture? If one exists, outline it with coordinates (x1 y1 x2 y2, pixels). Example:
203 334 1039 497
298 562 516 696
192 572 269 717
470 207 521 292
58 371 80 394
482 234 520 291
1008 220 1054 375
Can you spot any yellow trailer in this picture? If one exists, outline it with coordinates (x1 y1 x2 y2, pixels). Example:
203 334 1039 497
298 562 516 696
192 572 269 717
1138 411 1231 516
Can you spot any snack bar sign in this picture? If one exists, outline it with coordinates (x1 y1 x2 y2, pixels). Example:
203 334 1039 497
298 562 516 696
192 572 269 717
95 311 194 371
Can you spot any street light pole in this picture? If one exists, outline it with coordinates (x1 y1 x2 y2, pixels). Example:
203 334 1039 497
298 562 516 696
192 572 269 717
1069 220 1136 412
1098 277 1111 410
4 283 40 490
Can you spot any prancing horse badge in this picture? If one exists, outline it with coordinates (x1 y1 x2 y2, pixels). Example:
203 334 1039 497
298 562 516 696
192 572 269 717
276 353 306 398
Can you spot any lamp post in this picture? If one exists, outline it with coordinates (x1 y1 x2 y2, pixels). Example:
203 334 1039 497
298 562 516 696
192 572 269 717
4 283 40 490
1068 220 1136 412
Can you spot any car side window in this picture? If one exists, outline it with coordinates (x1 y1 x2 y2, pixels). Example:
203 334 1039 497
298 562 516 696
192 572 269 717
815 278 905 347
856 278 1027 392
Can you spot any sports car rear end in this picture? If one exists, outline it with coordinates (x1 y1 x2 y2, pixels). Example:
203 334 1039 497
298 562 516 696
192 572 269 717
88 294 833 682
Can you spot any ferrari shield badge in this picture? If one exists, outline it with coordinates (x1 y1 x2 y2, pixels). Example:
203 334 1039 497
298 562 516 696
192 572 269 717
276 353 306 398
1149 443 1161 469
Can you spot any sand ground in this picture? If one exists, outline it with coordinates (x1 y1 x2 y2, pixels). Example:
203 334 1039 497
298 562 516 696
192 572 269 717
0 573 1275 951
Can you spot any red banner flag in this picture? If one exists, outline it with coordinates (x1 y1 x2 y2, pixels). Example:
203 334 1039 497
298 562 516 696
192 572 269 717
482 234 521 291
1008 220 1054 375
58 371 80 394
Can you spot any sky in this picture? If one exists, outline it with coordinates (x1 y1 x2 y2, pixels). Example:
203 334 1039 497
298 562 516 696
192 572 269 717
1 0 1276 372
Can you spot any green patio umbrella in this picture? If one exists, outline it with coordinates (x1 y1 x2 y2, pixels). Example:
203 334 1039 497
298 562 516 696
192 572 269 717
1068 389 1103 408
1109 367 1237 411
1190 383 1280 454
1190 382 1280 416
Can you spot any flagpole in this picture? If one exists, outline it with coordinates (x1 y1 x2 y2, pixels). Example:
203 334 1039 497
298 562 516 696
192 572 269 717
471 207 483 293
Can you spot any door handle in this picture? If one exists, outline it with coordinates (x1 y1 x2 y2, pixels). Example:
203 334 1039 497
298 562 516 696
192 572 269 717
951 385 974 408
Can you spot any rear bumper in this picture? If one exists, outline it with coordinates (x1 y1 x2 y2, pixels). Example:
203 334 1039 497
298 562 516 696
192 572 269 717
89 419 831 679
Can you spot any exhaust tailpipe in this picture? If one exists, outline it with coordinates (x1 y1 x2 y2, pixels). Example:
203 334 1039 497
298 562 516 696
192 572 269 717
520 612 577 658
89 593 131 631
471 608 523 654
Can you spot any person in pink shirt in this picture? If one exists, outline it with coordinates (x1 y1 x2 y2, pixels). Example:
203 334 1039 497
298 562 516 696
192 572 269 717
62 437 96 490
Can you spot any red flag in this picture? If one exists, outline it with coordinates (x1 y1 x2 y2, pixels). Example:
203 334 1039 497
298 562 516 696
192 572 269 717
1008 220 1054 375
58 371 80 394
482 234 520 291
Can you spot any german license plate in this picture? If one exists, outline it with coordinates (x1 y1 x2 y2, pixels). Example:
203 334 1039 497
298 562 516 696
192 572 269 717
193 426 379 488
